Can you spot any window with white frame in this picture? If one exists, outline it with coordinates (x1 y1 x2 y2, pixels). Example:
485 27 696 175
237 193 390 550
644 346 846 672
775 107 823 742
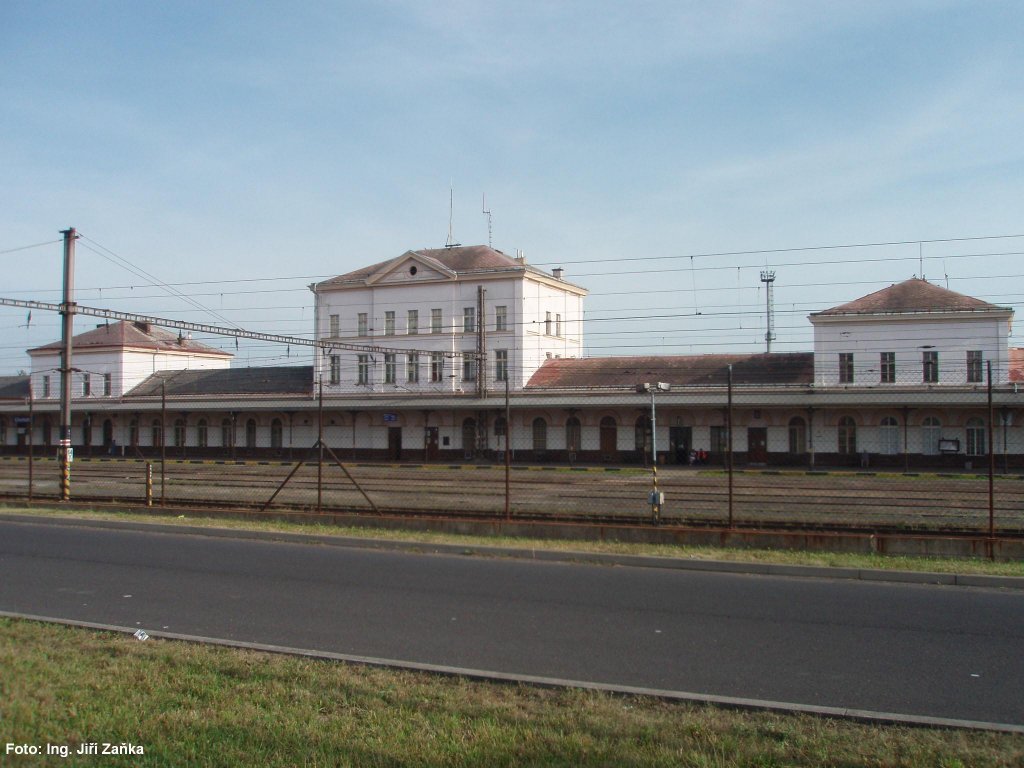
103 373 112 396
329 314 339 337
430 352 443 382
837 416 857 454
838 353 854 384
495 350 508 382
462 355 477 382
545 311 552 336
555 313 562 337
431 308 442 334
329 355 340 385
495 305 507 331
967 350 983 383
42 375 50 398
82 373 91 397
357 313 368 337
922 350 938 383
880 352 895 384
357 354 370 385
407 352 419 383
788 416 806 454
463 307 475 333
407 309 418 335
384 353 396 384
384 311 395 336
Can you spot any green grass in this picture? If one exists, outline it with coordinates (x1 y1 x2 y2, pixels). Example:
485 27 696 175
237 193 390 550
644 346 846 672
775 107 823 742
2 617 1021 767
3 503 1024 577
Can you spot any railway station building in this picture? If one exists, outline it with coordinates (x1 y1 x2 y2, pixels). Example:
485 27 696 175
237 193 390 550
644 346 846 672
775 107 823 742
0 246 1022 468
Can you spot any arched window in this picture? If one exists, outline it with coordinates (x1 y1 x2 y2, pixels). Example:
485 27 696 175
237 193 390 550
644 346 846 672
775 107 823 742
921 417 941 455
879 416 899 455
245 419 257 449
788 416 806 454
565 417 582 453
174 419 186 448
532 417 547 451
197 419 208 448
221 419 233 449
966 417 986 456
151 420 162 447
837 416 857 455
270 418 283 449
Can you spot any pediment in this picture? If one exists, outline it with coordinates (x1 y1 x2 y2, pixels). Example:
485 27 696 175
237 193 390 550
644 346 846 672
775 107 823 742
366 251 456 285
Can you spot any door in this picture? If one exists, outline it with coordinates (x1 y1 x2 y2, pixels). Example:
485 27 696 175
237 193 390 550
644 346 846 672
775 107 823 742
599 417 617 461
748 427 768 463
425 427 439 461
669 426 691 464
388 426 402 461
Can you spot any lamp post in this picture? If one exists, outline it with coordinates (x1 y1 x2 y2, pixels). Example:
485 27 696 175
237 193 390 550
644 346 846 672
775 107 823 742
638 382 670 522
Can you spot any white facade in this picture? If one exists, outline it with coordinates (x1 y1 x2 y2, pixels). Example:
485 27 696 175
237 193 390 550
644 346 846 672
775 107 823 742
312 247 586 395
27 322 232 402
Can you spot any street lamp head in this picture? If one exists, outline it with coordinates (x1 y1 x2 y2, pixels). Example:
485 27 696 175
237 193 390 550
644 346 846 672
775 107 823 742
638 382 671 393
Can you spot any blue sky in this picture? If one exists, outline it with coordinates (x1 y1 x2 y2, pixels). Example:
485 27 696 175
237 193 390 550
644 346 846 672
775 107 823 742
2 1 1022 372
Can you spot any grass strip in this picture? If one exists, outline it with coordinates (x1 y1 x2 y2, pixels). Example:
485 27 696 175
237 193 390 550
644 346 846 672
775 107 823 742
3 504 1024 577
2 617 1021 767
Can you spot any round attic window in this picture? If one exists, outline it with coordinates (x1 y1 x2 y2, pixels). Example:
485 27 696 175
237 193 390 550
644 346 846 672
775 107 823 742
409 265 418 276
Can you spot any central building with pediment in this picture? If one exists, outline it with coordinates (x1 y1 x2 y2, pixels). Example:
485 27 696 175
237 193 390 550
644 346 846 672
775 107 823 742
311 245 587 395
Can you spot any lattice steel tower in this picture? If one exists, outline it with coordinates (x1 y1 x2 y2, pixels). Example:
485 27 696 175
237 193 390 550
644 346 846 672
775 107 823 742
760 270 776 353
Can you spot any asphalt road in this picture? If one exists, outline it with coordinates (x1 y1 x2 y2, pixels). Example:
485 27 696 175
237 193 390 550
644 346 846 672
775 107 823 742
1 519 1022 726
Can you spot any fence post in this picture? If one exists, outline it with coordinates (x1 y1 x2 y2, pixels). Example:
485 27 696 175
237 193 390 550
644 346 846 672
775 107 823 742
987 361 995 549
727 364 734 529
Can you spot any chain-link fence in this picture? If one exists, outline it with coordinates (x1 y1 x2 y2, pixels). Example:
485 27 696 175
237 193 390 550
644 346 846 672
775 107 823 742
1 367 1021 536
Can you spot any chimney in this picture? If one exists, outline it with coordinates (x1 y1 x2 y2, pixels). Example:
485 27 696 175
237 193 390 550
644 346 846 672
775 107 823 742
552 267 564 280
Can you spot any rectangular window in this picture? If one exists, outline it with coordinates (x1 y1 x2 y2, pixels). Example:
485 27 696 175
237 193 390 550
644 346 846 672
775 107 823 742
430 352 443 382
880 352 895 384
103 373 112 396
838 353 854 384
463 307 476 333
329 314 339 337
42 375 50 398
495 350 508 382
329 355 340 385
357 354 370 385
495 305 507 331
555 313 562 337
923 350 938 383
384 353 396 384
462 355 478 382
407 352 419 383
407 309 418 335
357 313 368 337
82 373 91 397
967 350 983 383
431 308 442 334
384 311 395 336
545 311 552 336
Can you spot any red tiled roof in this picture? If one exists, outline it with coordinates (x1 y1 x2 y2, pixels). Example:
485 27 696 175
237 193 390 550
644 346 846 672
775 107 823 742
525 353 814 389
28 320 232 357
812 278 1008 317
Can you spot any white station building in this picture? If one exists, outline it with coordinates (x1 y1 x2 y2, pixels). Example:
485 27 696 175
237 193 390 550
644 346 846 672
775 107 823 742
0 246 1021 468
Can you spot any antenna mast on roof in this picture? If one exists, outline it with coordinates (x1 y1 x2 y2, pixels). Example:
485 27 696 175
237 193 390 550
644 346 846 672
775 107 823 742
445 183 461 249
482 193 492 248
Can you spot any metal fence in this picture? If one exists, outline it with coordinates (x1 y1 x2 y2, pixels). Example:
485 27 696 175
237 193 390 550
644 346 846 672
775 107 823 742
2 374 1022 537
